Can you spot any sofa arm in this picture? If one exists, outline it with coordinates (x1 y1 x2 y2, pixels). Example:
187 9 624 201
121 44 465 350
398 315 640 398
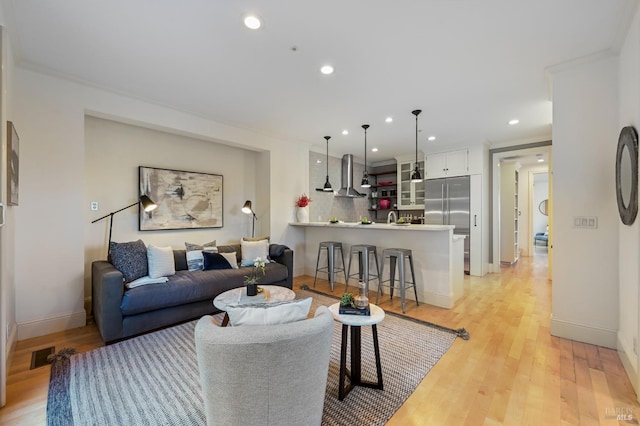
92 260 125 343
270 246 293 289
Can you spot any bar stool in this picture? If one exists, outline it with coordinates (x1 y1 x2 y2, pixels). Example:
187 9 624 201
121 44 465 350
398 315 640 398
345 244 380 294
313 241 347 291
376 248 419 313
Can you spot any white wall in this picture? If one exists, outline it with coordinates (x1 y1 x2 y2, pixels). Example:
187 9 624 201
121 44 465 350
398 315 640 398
0 3 16 407
550 53 619 348
84 117 263 311
13 68 308 340
531 172 549 236
618 4 640 395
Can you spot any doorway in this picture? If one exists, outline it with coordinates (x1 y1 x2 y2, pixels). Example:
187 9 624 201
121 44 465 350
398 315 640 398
490 141 552 273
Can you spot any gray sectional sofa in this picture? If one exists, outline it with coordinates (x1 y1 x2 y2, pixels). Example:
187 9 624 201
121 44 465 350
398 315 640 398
91 243 293 343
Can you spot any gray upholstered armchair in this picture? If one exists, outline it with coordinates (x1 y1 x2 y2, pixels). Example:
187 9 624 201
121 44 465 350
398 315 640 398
194 306 334 426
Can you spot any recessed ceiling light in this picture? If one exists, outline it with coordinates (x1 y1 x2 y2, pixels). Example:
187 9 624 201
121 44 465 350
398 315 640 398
385 117 393 123
372 148 379 152
538 158 544 163
428 136 436 141
320 65 334 75
342 130 349 135
243 15 262 30
508 119 519 125
316 159 322 164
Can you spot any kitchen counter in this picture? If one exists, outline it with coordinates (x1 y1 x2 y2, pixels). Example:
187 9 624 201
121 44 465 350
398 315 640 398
290 221 464 308
289 222 454 231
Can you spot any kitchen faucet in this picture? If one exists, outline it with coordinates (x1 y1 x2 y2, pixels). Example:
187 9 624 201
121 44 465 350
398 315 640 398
387 210 397 224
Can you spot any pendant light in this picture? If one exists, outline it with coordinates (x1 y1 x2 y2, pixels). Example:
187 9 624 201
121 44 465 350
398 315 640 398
410 109 423 182
323 136 333 192
360 124 371 188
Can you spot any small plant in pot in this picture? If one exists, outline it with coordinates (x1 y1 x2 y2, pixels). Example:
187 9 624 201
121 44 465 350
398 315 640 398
244 257 266 296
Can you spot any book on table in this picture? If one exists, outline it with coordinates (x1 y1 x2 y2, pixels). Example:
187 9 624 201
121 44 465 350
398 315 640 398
339 304 371 316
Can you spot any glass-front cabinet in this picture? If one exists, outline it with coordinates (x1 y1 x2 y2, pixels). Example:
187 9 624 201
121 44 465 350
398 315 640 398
398 160 425 210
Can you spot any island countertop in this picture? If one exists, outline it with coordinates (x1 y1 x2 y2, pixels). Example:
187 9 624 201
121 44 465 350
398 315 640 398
289 221 455 231
290 220 465 309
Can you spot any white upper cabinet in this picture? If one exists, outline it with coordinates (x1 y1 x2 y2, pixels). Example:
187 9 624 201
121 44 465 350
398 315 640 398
395 152 425 210
426 148 469 178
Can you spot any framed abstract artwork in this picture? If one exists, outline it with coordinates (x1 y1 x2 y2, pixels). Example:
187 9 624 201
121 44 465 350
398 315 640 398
139 166 223 231
7 121 19 206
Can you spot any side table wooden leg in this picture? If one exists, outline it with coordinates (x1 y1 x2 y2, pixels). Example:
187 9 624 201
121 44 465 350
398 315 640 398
220 313 229 327
338 324 349 400
372 324 383 389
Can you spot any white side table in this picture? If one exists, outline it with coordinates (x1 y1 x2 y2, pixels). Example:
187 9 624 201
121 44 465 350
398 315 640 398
213 285 295 326
328 302 385 400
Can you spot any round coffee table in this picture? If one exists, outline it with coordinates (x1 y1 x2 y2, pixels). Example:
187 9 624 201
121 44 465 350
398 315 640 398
213 285 295 326
328 302 385 400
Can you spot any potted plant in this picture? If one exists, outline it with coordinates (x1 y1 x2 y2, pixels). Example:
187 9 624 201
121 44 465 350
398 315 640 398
244 257 266 296
295 193 312 223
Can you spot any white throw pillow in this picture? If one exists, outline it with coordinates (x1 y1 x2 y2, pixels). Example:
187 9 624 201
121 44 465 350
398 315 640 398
226 298 312 326
240 238 269 267
147 245 176 278
219 252 239 269
126 275 169 289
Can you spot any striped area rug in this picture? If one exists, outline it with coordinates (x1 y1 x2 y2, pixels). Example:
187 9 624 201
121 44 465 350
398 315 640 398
47 289 467 426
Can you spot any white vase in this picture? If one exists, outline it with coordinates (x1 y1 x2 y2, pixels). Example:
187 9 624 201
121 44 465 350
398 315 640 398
296 206 309 223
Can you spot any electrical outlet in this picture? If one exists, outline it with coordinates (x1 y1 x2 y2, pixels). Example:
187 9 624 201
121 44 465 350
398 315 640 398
90 201 99 211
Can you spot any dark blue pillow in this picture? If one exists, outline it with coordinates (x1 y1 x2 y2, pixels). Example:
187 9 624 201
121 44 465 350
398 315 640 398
109 239 148 283
203 252 232 270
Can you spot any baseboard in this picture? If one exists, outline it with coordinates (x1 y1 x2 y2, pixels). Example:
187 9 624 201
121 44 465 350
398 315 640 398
617 333 638 396
550 317 617 349
17 310 86 340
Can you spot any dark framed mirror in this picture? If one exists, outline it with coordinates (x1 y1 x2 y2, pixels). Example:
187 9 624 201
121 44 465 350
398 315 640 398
616 126 638 225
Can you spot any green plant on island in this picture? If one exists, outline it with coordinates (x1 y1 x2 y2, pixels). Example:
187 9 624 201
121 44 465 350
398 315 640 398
361 216 370 224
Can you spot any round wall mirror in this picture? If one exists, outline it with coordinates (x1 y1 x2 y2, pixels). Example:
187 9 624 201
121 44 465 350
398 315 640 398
615 126 638 225
539 199 548 216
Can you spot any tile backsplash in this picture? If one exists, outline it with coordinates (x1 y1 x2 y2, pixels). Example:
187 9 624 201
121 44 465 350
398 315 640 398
308 151 370 222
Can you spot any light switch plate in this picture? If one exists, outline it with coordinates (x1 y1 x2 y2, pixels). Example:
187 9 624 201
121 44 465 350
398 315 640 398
573 216 597 229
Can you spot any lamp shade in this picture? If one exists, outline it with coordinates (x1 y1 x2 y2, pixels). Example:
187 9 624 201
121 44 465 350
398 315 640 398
361 124 371 188
323 136 333 192
140 195 157 212
410 109 423 183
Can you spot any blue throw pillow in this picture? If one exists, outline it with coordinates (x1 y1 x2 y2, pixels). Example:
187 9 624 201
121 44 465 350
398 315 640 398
203 252 232 270
109 239 148 283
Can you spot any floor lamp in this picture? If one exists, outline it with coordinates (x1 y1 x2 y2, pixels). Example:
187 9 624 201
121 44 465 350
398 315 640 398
242 200 258 238
91 195 157 255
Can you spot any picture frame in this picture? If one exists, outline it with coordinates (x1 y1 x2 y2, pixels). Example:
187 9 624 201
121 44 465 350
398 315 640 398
7 121 19 206
139 166 223 231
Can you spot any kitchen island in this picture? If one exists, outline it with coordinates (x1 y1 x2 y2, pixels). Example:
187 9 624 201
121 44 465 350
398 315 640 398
290 222 465 309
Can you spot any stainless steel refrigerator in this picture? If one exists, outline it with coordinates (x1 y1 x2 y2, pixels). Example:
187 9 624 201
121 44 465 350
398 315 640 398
424 176 471 273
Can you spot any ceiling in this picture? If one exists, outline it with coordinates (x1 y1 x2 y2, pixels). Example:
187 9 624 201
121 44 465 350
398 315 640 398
3 0 637 163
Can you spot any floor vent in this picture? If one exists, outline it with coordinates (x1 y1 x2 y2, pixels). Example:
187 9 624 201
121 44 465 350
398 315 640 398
30 346 55 370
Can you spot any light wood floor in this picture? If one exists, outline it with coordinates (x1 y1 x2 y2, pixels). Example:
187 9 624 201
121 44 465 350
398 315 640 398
1 253 638 425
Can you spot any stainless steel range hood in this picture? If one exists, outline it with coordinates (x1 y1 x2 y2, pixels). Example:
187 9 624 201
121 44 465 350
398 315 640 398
335 154 366 198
